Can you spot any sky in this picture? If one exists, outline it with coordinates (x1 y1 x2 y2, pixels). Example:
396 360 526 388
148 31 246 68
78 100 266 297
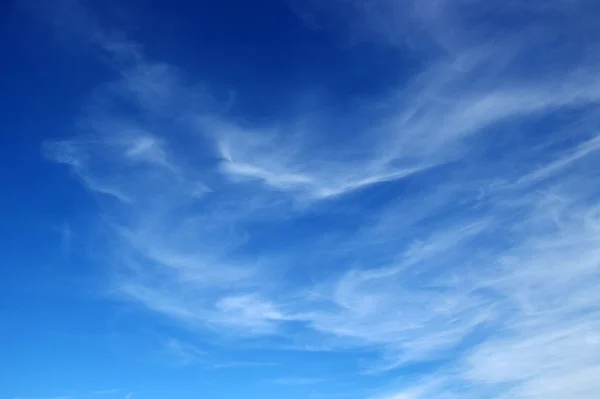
2 0 600 398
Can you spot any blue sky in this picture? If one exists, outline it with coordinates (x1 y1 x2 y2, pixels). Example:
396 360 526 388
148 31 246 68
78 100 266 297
2 0 600 398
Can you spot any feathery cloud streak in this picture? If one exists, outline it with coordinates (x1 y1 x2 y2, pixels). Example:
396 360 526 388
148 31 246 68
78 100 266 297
41 0 600 398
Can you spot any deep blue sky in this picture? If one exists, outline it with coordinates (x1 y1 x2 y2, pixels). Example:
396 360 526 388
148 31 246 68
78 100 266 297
2 1 600 399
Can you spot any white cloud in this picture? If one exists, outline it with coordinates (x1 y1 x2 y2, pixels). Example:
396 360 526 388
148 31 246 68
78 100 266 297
40 0 600 398
164 338 205 366
515 134 600 187
214 294 287 333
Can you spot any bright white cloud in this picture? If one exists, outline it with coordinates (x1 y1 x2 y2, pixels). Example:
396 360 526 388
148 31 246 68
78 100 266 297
41 0 600 398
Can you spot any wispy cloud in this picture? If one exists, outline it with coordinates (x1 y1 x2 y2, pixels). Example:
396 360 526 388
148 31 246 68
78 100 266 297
39 0 600 398
164 338 205 366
